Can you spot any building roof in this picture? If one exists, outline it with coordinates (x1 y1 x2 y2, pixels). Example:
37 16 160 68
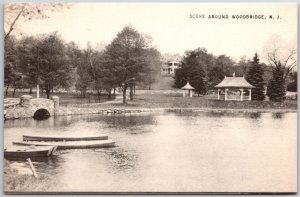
215 77 255 88
181 82 195 90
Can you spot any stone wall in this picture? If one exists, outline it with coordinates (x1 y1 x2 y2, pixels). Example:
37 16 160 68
4 95 57 120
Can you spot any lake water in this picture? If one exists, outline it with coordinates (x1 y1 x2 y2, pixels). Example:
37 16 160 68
4 111 297 193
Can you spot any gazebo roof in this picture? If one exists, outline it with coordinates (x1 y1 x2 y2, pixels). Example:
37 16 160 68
181 82 195 90
215 77 255 88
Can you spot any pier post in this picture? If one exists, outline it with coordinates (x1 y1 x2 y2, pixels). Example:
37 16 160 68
20 95 33 107
51 96 59 115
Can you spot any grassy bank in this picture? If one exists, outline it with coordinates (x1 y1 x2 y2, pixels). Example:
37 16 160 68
4 90 114 106
130 94 297 109
4 159 61 193
68 93 297 111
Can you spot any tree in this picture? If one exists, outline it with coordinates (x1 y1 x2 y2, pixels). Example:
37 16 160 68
4 3 69 40
287 72 297 92
102 26 150 104
267 61 286 102
35 33 75 98
174 48 208 95
4 36 23 97
246 53 265 100
141 48 162 90
75 45 96 97
16 36 40 94
207 66 224 88
264 35 297 79
207 55 235 88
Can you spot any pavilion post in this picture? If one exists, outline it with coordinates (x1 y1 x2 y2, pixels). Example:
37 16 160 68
217 88 220 100
241 88 243 101
249 88 252 101
225 89 227 101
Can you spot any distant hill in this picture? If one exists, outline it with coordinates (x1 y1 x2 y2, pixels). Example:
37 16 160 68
150 75 177 90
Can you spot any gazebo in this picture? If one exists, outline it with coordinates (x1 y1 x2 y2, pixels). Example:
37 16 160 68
181 81 195 97
215 75 255 101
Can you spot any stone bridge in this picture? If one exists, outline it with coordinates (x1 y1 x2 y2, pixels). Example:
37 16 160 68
4 95 59 120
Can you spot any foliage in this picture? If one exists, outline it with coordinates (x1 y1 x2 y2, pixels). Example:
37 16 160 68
246 53 265 100
287 72 297 92
264 35 297 93
4 36 23 97
267 61 286 102
174 48 208 94
75 46 95 97
37 33 75 98
102 26 153 103
16 36 40 91
140 48 162 90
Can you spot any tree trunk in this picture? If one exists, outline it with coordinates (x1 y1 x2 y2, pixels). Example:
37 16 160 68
5 85 9 96
148 83 151 90
134 85 136 95
97 90 101 102
108 89 112 99
113 88 116 96
122 85 127 104
5 5 25 41
82 89 86 98
12 87 16 98
29 87 32 95
45 85 50 99
130 85 134 100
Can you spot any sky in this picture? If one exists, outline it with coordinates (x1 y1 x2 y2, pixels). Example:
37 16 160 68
7 2 298 61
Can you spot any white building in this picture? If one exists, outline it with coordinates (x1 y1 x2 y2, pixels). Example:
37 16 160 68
161 60 180 75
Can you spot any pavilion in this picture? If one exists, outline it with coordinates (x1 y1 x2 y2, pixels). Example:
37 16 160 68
215 75 255 101
181 81 195 97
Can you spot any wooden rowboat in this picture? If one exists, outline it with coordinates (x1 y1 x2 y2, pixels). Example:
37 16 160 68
23 134 108 142
13 140 115 150
4 146 57 158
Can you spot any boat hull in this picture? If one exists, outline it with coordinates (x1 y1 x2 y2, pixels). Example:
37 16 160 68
4 146 57 159
23 135 108 142
13 140 115 150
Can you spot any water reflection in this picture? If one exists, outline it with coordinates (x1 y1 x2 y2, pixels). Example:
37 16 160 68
272 112 285 119
4 111 297 192
249 112 261 119
95 147 139 172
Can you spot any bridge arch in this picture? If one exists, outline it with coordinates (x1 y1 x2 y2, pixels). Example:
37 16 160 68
4 95 59 120
33 108 51 120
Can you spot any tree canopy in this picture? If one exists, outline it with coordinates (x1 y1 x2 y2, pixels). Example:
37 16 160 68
246 53 265 100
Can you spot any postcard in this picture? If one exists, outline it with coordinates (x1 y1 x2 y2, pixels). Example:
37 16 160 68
3 2 297 194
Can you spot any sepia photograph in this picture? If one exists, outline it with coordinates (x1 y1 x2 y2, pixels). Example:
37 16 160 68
3 2 297 194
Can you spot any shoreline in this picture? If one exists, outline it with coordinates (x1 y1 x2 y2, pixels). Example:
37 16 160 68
54 106 297 117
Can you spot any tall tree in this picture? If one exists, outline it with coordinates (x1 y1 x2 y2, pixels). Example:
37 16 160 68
36 33 75 98
75 45 96 97
4 36 23 97
174 48 208 95
246 53 265 100
16 36 40 94
207 66 224 88
141 48 162 90
102 26 150 104
287 71 297 92
267 61 286 102
264 35 296 80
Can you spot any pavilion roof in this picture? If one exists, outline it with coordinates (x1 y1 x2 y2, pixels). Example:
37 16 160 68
215 77 255 88
181 82 195 90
